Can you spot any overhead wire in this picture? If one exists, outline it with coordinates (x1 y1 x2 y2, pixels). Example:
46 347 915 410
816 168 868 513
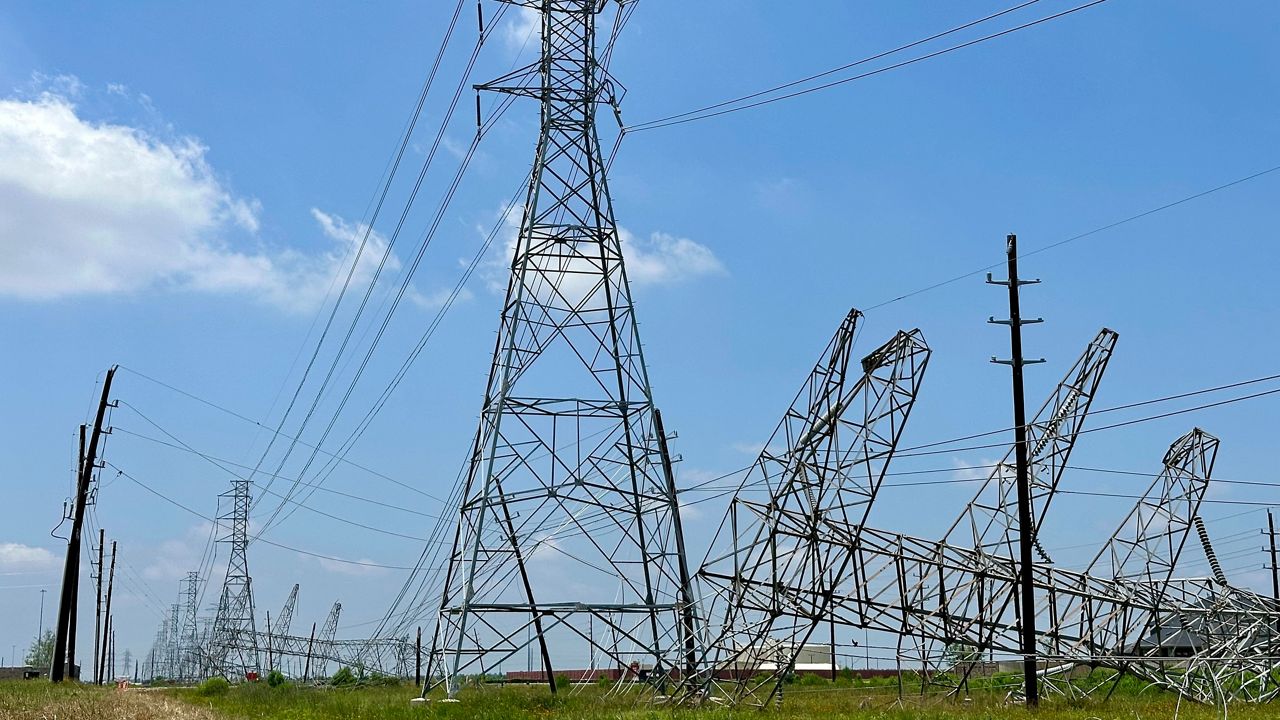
626 0 1108 132
246 0 472 506
255 4 514 537
110 463 419 571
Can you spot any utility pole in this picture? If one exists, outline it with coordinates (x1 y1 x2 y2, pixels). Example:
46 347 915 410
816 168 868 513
266 612 273 673
303 622 316 683
52 366 116 681
415 626 422 687
988 235 1044 707
39 589 47 637
1267 510 1279 602
94 528 104 683
66 424 87 679
98 541 117 685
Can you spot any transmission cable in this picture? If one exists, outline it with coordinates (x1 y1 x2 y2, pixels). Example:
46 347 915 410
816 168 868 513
627 0 1107 132
111 463 419 571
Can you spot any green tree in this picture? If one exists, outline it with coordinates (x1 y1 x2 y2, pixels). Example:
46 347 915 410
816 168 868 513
25 629 55 669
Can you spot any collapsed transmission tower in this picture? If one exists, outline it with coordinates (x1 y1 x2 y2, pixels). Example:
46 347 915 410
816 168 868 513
429 0 695 698
692 311 931 704
211 478 259 677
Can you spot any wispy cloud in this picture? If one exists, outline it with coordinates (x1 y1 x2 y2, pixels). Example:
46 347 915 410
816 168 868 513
476 200 725 295
0 543 58 572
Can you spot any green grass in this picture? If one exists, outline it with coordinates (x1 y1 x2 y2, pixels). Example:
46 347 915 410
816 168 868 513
2 677 1273 720
169 678 1270 720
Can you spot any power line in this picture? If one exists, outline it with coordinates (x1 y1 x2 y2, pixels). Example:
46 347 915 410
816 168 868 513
865 163 1280 312
896 372 1280 454
110 389 443 502
627 0 1043 131
243 0 473 507
893 384 1280 459
627 0 1108 132
110 464 419 571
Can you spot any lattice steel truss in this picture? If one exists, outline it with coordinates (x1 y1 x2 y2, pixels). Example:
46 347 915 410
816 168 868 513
179 571 200 681
690 311 931 704
676 322 1280 708
428 0 695 699
210 478 260 678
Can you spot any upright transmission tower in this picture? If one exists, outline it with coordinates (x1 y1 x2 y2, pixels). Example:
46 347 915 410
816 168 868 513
430 0 695 697
211 479 259 677
179 571 200 681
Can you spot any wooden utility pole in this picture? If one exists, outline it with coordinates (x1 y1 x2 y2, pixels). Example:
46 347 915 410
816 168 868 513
303 622 316 683
1268 510 1279 602
415 626 422 686
266 612 273 673
51 367 115 681
93 528 104 683
98 541 117 685
988 235 1044 707
66 425 87 679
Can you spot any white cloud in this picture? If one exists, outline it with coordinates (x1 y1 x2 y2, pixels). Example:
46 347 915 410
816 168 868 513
678 501 703 522
0 543 58 572
142 521 215 581
951 457 1001 483
504 6 541 52
477 201 725 296
0 85 446 314
731 442 766 457
620 228 727 286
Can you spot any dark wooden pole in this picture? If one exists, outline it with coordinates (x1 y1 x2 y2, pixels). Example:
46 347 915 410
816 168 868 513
989 235 1042 707
303 622 316 683
51 367 115 681
97 541 117 685
415 626 422 686
93 528 104 683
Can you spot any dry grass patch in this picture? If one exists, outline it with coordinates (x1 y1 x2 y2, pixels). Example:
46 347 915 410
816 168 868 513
0 681 218 720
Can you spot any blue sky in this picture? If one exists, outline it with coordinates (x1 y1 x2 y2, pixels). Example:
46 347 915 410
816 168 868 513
1 0 1278 671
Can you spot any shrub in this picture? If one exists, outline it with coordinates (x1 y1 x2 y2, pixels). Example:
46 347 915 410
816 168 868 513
331 666 357 687
196 677 231 696
554 674 571 691
266 669 286 688
797 672 827 686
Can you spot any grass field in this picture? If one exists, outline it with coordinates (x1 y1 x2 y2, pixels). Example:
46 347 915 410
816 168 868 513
2 678 1272 719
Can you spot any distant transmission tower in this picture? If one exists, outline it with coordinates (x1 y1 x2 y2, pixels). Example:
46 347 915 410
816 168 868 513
179 571 200 681
211 478 259 678
429 0 695 698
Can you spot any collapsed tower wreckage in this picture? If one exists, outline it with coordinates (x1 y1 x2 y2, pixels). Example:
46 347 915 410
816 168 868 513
406 0 1280 709
672 319 1280 707
137 1 1279 705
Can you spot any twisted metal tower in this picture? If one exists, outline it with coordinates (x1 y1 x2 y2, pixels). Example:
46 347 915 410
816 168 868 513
211 478 259 677
430 0 694 697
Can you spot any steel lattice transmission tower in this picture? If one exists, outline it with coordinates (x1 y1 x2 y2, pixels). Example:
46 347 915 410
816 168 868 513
179 571 200 681
429 0 695 697
211 479 259 677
